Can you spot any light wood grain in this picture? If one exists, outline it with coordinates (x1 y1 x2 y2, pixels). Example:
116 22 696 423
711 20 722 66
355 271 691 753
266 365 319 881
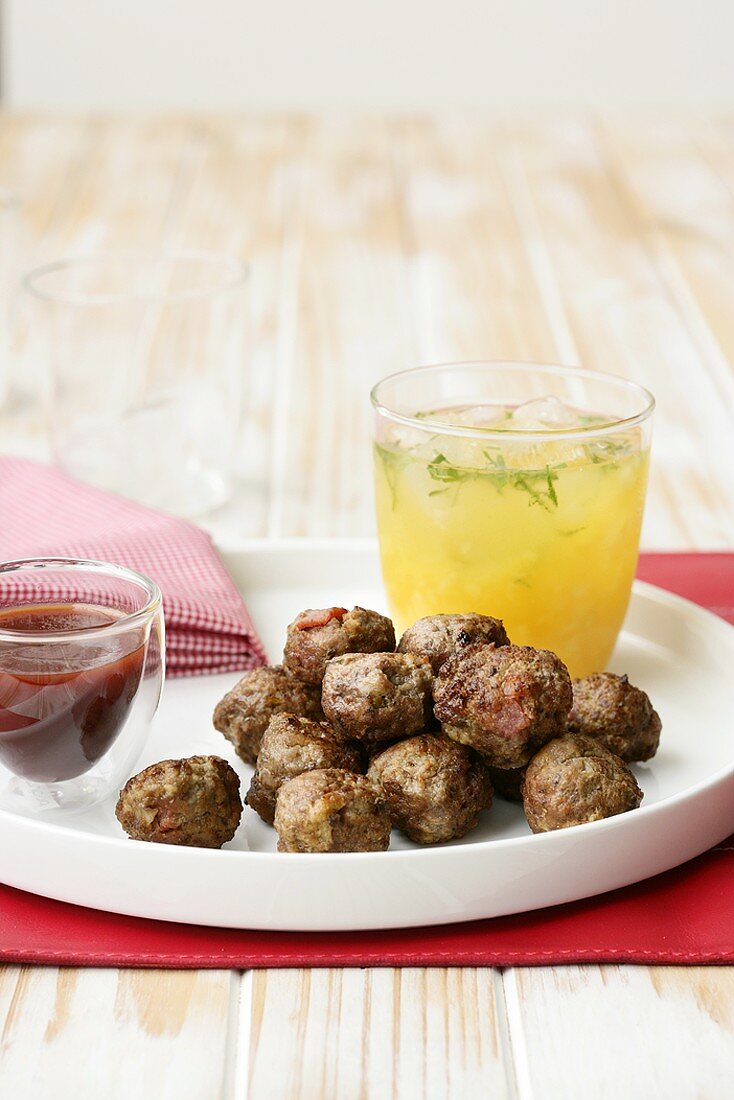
5 113 733 543
247 967 514 1099
505 965 734 1100
0 966 233 1100
500 117 734 547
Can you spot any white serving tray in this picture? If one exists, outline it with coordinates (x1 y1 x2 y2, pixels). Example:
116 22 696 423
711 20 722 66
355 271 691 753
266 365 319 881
0 539 733 932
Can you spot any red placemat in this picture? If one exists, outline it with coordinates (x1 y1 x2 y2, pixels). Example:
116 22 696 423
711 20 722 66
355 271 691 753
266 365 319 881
0 551 732 968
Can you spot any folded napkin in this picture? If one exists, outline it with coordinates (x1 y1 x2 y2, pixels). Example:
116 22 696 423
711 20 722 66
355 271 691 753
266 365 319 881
0 456 267 677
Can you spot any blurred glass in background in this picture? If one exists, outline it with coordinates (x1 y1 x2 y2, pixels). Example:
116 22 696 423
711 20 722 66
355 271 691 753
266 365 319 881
20 252 250 516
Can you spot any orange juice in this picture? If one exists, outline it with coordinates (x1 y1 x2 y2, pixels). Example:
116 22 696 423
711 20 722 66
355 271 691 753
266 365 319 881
374 404 649 677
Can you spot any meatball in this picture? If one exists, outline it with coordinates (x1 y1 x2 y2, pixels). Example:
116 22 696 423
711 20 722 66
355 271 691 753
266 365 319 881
568 673 662 762
398 613 509 675
487 765 526 802
274 768 391 852
521 734 643 833
115 755 242 848
321 651 433 743
364 737 404 761
247 713 364 825
283 606 395 684
368 734 492 844
213 666 323 765
434 643 572 768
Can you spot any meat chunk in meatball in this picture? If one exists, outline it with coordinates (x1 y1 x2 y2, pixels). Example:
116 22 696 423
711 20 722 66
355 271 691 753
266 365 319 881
322 651 433 743
398 613 509 675
368 734 492 844
115 756 242 848
568 673 662 762
247 713 364 825
521 734 643 833
434 643 572 768
487 765 526 802
274 768 391 852
213 666 323 765
283 606 395 684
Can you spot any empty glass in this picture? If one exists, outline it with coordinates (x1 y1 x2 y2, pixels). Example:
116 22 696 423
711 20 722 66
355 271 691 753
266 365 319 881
21 252 249 516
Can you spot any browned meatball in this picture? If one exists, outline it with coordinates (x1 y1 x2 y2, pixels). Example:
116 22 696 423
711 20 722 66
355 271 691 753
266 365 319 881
274 768 391 852
213 666 323 765
283 606 395 684
247 713 364 825
322 651 433 743
368 734 492 844
568 673 662 762
115 756 242 848
364 737 404 761
487 765 526 802
521 734 643 833
434 643 572 768
398 613 509 675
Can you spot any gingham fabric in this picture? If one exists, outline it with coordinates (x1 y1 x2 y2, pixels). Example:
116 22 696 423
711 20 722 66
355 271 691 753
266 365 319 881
0 457 267 677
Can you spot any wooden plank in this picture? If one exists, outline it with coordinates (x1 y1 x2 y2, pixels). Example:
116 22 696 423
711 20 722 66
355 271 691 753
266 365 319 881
505 965 734 1100
0 113 93 453
0 965 233 1100
32 115 191 257
390 116 558 364
0 113 91 258
258 116 418 539
247 967 514 1099
499 116 734 549
1 115 193 459
603 114 734 404
165 115 312 539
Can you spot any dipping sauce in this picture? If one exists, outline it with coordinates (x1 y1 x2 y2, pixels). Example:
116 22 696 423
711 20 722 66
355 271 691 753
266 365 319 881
0 604 146 782
374 399 650 677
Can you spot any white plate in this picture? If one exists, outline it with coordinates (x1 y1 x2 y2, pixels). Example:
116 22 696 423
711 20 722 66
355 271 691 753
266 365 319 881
0 539 733 932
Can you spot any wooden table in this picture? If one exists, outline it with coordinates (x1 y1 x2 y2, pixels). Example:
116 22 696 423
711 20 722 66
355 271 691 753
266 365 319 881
1 114 733 1098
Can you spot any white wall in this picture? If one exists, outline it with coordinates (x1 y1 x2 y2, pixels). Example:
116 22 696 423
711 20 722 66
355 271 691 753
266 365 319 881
4 0 733 111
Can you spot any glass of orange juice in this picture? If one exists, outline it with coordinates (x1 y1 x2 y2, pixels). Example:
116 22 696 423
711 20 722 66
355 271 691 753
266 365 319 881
372 362 655 678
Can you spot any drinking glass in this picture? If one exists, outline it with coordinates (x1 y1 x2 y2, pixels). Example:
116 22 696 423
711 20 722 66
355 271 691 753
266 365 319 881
21 252 249 516
0 558 164 812
372 362 655 677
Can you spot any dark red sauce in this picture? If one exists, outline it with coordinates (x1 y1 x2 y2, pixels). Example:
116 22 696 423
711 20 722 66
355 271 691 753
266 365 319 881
0 604 145 782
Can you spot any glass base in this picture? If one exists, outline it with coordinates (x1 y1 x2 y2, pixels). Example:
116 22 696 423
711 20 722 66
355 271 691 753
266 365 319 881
0 771 119 814
56 399 236 517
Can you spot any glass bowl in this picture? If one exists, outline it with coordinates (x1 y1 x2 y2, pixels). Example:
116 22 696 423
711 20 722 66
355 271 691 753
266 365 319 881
0 558 164 812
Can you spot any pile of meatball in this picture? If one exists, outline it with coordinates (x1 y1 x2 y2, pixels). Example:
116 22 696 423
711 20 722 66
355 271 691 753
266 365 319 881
115 606 661 852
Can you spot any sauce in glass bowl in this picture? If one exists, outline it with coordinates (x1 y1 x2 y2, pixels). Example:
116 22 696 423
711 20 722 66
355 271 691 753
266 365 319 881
0 603 146 782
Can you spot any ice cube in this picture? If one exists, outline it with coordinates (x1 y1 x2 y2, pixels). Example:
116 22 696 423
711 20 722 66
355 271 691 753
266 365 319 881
510 396 580 430
448 403 511 429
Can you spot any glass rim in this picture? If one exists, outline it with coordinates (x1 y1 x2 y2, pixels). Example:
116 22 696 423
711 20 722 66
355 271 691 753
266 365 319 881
21 249 250 308
0 557 162 643
370 360 656 442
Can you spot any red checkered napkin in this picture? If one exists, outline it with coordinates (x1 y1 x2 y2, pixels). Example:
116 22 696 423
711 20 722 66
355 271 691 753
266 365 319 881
0 457 267 677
